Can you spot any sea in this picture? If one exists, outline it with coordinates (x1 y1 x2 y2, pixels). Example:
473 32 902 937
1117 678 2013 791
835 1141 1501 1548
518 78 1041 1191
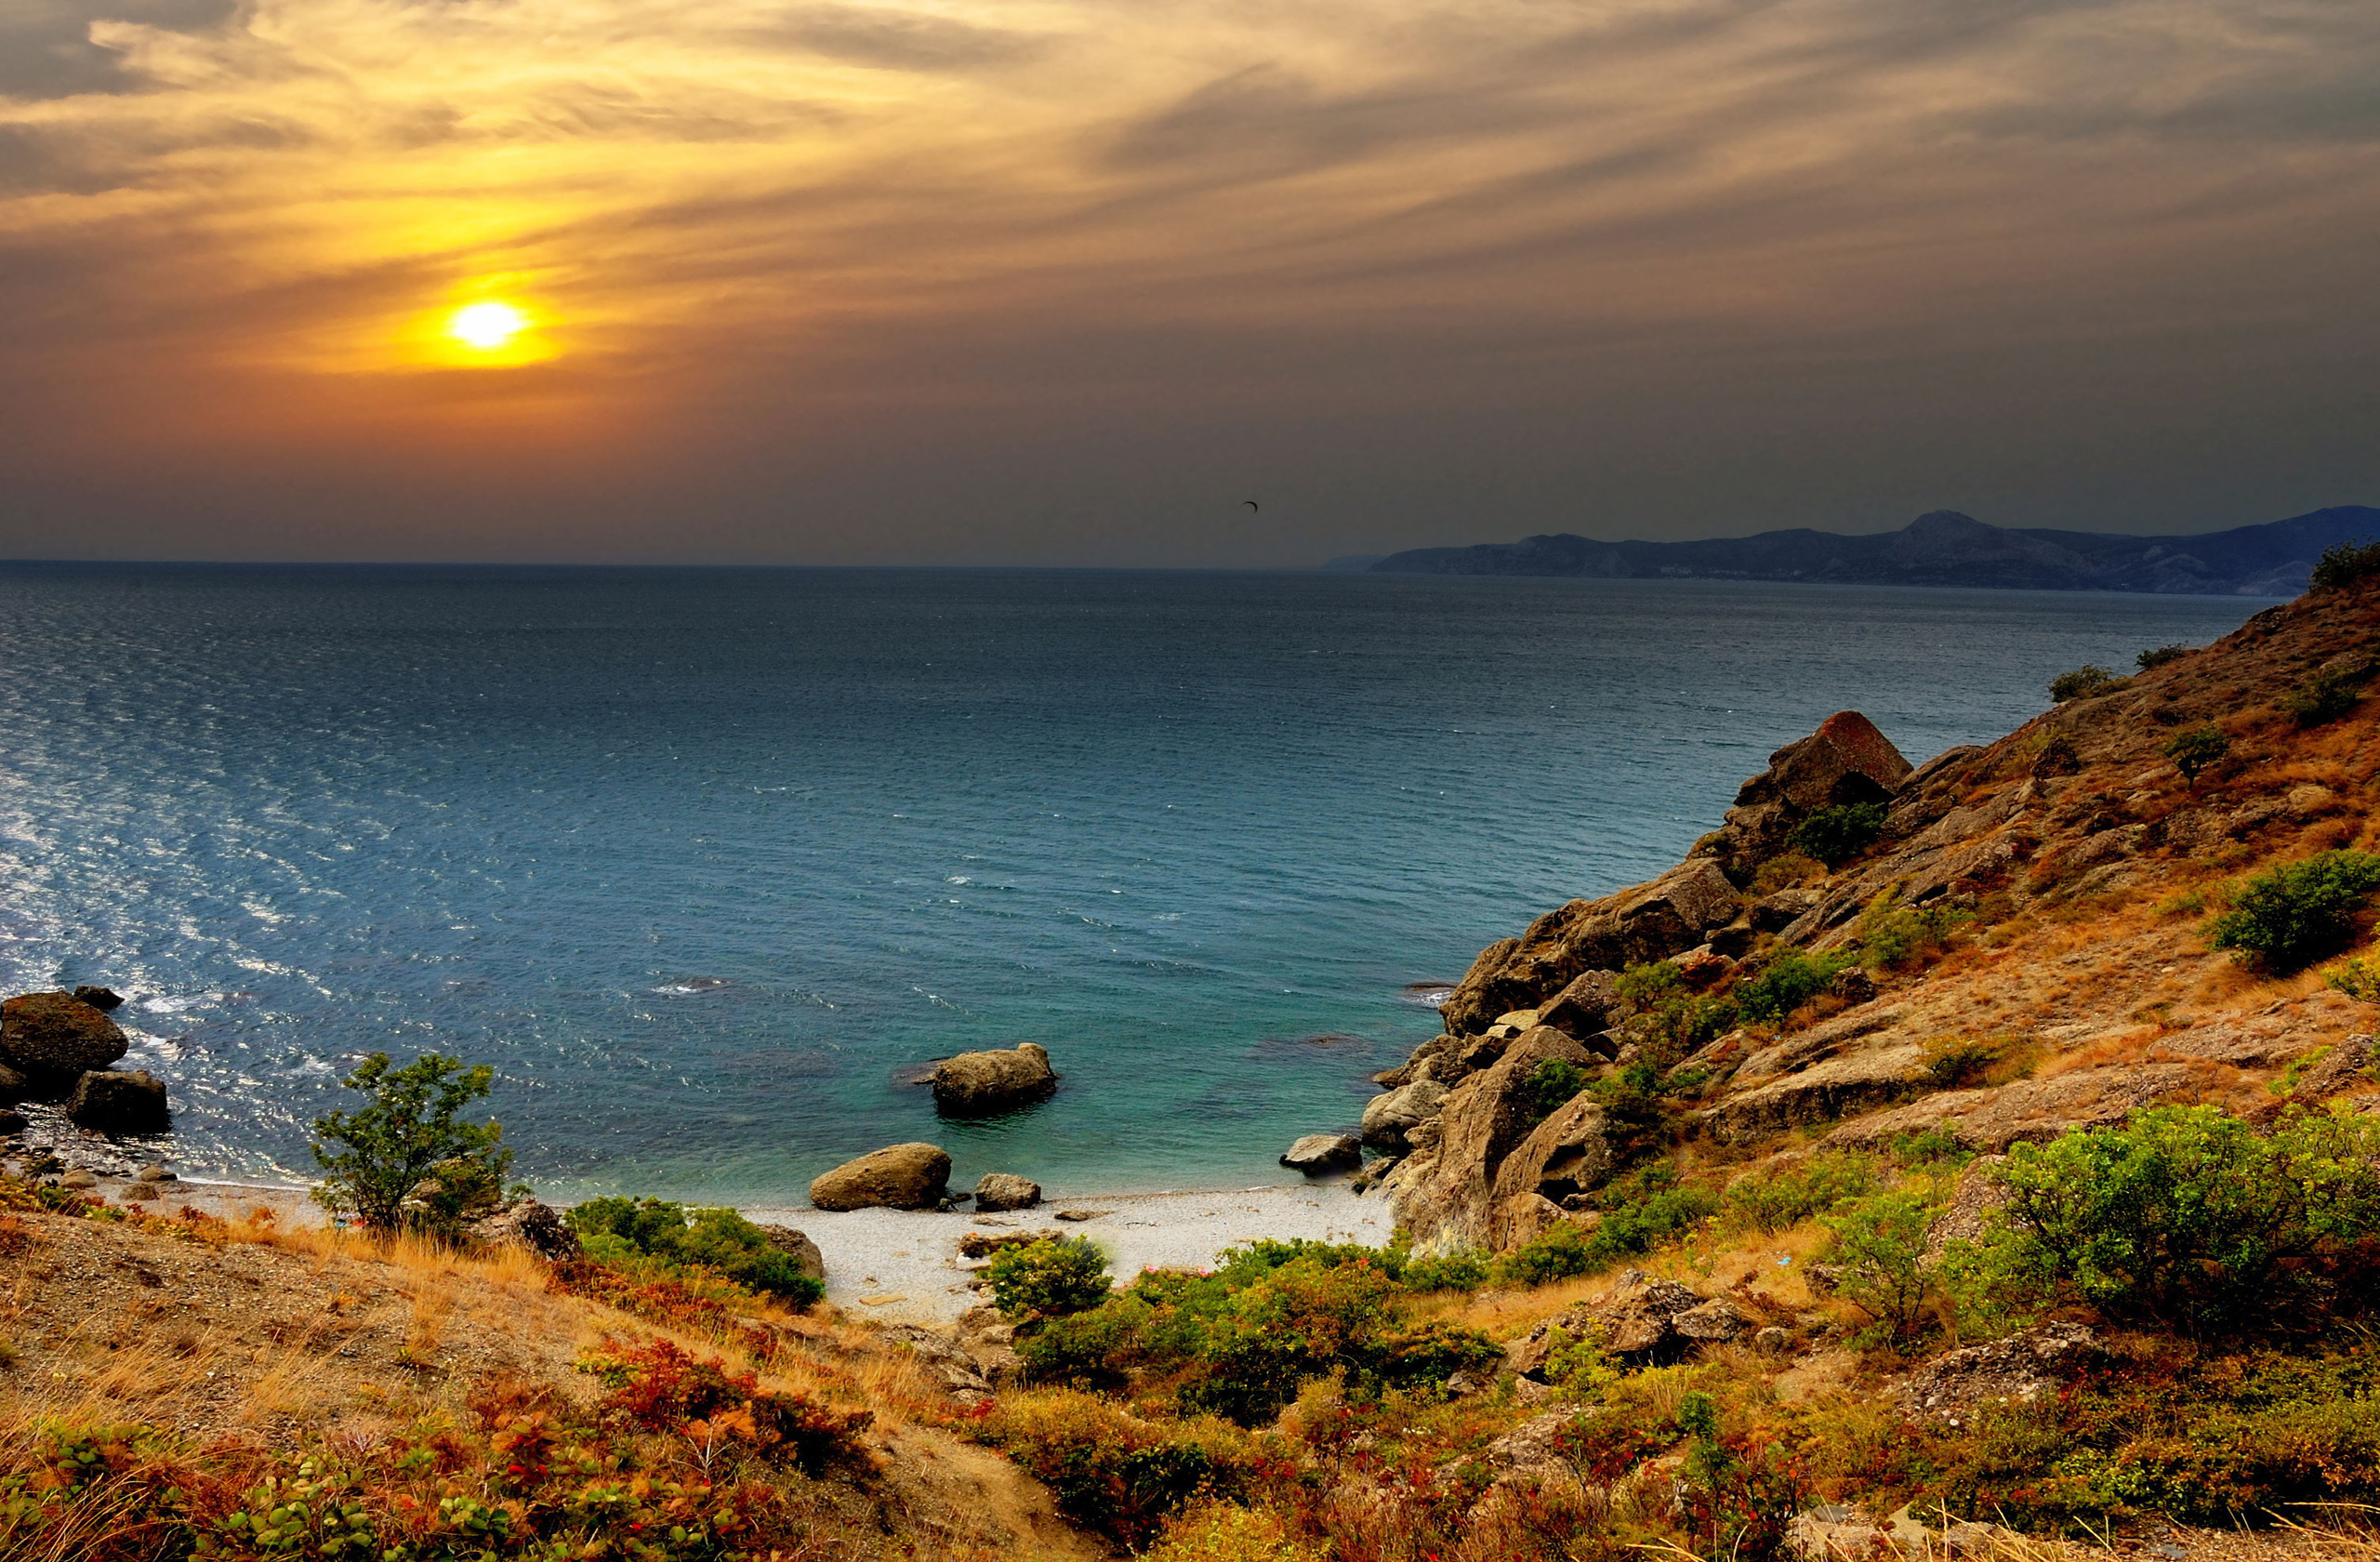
0 564 2271 1202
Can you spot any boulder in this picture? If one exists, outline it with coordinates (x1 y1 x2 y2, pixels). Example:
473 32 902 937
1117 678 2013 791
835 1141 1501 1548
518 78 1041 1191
1 993 128 1083
2293 1033 2377 1102
1703 1044 1933 1143
973 1172 1043 1211
810 1143 952 1211
1281 1132 1362 1173
757 1223 826 1279
72 986 126 1012
1783 1507 1892 1562
0 1109 25 1135
1537 970 1621 1039
1383 1026 1596 1248
66 1068 168 1133
1673 1298 1752 1342
1700 712 1913 880
470 1198 583 1263
1487 1093 1613 1247
1506 1272 1711 1376
1439 859 1740 1035
0 1064 29 1104
1825 1063 2200 1154
931 1043 1057 1115
1360 1078 1448 1150
1898 1323 2110 1426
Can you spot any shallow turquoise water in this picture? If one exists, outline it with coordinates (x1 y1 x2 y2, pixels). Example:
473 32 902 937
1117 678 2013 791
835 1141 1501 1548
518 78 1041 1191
0 564 2268 1198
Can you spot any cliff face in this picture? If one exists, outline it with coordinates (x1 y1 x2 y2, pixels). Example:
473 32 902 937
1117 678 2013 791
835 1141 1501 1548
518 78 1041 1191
1370 505 2380 596
1378 580 2380 1253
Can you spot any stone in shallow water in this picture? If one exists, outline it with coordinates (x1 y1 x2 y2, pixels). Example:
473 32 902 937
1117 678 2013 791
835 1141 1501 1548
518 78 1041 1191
67 1068 169 1133
1280 1132 1361 1173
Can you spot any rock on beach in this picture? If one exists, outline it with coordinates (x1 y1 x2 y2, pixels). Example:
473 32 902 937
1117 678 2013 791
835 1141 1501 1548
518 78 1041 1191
66 1068 168 1133
1281 1132 1361 1173
930 1043 1058 1115
810 1143 953 1211
973 1172 1042 1211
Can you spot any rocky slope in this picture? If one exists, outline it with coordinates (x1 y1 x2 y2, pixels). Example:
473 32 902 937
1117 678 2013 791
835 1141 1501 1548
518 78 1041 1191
1371 505 2377 595
1370 576 2380 1255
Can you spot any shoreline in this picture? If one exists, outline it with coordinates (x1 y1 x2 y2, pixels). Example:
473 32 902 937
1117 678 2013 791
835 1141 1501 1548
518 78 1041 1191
29 1166 1394 1325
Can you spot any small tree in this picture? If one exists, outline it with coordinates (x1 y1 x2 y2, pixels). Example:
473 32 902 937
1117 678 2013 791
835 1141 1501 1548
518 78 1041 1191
2208 850 2380 973
1788 802 1888 868
1819 1191 1937 1348
2162 725 2229 787
311 1052 512 1237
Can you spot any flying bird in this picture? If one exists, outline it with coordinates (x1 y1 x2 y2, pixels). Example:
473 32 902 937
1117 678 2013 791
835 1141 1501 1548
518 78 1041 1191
1244 499 1260 511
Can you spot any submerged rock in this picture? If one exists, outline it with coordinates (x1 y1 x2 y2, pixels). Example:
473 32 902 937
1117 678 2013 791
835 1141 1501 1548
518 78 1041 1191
72 986 126 1013
1 993 129 1084
66 1068 168 1133
810 1143 952 1211
931 1043 1058 1116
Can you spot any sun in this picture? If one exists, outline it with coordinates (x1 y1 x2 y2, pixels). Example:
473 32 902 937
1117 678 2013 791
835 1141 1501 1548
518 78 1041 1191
447 301 528 351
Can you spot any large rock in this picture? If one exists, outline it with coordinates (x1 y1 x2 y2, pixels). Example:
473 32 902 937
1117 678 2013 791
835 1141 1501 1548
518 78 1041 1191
1383 1026 1596 1249
1537 970 1621 1040
471 1198 583 1263
65 1068 168 1133
1898 1323 2109 1425
0 1064 29 1104
757 1223 826 1279
1698 711 1913 880
1825 1063 2200 1154
1441 860 1740 1035
1360 1078 1448 1150
1486 1092 1613 1248
810 1143 952 1211
1506 1272 1710 1376
72 986 125 1012
931 1043 1057 1115
1281 1132 1362 1172
1 993 128 1083
1703 1043 1933 1143
973 1172 1042 1211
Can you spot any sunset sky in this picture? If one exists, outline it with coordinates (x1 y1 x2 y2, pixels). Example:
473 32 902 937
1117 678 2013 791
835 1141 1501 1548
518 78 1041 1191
2 0 2373 565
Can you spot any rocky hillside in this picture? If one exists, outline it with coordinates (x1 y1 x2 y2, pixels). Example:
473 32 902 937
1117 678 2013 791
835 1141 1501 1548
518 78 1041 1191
1368 575 2380 1257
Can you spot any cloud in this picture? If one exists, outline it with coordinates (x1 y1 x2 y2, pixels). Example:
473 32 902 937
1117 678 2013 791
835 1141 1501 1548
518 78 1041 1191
0 0 2374 563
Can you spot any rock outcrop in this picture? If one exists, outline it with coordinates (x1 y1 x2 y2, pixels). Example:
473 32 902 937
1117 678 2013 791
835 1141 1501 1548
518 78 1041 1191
931 1043 1057 1115
1505 1272 1732 1375
1 993 129 1084
1382 1026 1594 1249
470 1198 583 1263
810 1143 953 1211
1897 1323 2110 1425
1694 711 1913 880
1359 1079 1447 1151
66 1068 168 1133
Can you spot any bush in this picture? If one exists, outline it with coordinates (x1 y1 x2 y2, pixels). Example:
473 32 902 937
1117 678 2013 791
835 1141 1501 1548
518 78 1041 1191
1858 898 1967 971
1788 802 1889 867
1614 960 1683 1010
1751 852 1824 894
1493 1164 1720 1285
309 1052 513 1237
2135 644 2193 671
566 1197 823 1306
2281 668 2363 727
1518 1059 1589 1125
1144 1502 1322 1562
2049 666 2122 703
1398 1248 1491 1292
1374 1320 1503 1387
1189 1256 1403 1422
1922 1033 2030 1090
2162 725 2230 785
1734 948 1854 1024
2311 537 2380 591
1819 1192 1937 1348
1720 1153 1877 1236
1989 1105 2380 1332
2207 850 2380 973
2325 956 2380 1003
985 1389 1252 1543
576 1335 869 1472
988 1237 1113 1323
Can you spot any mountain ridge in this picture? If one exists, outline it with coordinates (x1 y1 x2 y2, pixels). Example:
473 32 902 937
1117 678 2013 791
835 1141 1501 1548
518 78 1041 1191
1369 504 2380 595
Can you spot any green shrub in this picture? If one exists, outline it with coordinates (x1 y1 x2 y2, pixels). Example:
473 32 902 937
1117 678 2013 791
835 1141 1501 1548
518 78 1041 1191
1614 960 1683 1009
1788 802 1889 867
1374 1320 1503 1387
1493 1220 1599 1287
2049 666 2122 703
1187 1256 1402 1422
2135 644 2192 671
988 1238 1114 1323
1720 1153 1877 1236
986 1389 1252 1543
1493 1164 1720 1286
2281 668 2363 727
2207 850 2380 973
2325 956 2380 1003
2162 725 2230 785
1989 1105 2380 1332
565 1197 824 1306
1858 898 1968 971
1518 1059 1589 1125
1734 949 1854 1024
2311 537 2380 591
1398 1248 1491 1292
1144 1502 1322 1562
309 1052 514 1238
1819 1191 1937 1349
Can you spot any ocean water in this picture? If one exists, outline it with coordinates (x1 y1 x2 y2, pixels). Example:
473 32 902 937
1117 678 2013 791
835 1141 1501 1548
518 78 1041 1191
0 564 2269 1201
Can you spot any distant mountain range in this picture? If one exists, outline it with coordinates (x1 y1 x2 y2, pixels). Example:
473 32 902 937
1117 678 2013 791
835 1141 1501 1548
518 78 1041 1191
1365 507 2379 595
